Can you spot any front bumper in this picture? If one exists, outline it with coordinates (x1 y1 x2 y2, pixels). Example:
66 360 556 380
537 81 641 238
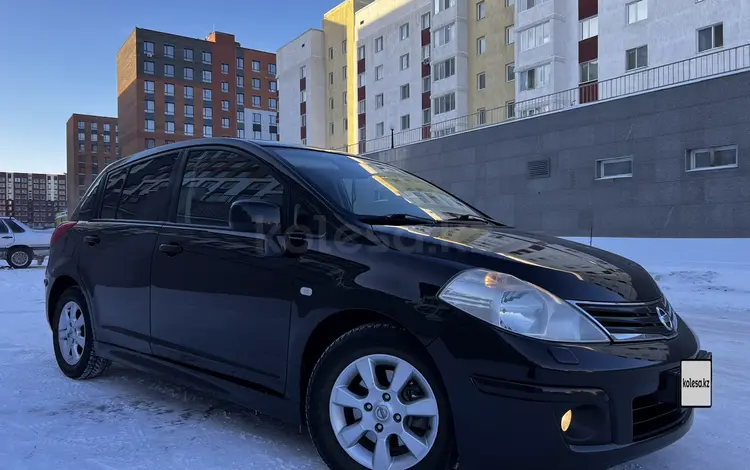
428 316 706 470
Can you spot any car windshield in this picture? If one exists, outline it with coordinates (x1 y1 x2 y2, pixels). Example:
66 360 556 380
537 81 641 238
273 147 483 221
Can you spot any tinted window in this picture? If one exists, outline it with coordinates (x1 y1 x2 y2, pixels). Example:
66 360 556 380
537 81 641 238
177 149 285 227
274 147 481 220
0 221 8 234
99 167 129 219
115 153 178 221
5 219 25 233
76 176 103 221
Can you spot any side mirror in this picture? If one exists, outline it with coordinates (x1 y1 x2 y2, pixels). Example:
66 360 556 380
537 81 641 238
229 200 281 234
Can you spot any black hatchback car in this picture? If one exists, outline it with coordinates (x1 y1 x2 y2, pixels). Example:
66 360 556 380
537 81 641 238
46 138 709 470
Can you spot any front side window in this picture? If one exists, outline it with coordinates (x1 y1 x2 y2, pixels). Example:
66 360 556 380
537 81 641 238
100 153 178 221
176 149 285 228
274 148 481 220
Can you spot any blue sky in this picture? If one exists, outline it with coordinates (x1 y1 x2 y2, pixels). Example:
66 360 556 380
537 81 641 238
0 0 341 174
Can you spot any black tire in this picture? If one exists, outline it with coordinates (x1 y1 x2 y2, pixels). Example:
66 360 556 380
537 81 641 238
7 247 32 269
51 286 111 380
306 323 456 470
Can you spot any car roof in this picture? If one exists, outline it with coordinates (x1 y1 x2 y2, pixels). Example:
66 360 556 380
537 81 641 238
107 138 375 172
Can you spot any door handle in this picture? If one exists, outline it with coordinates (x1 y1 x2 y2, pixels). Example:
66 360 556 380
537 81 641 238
83 235 100 246
1 236 11 239
158 243 183 256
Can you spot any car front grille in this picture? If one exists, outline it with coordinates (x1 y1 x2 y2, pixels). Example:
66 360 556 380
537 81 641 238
574 298 676 340
632 391 688 442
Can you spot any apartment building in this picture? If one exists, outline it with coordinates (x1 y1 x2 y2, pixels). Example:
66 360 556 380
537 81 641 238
65 114 120 213
117 28 279 158
277 0 516 153
514 0 750 115
0 172 66 227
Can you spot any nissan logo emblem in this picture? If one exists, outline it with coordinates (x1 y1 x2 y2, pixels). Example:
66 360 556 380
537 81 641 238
657 307 674 331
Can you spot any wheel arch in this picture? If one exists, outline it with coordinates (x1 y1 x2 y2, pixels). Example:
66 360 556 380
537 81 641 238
47 275 80 328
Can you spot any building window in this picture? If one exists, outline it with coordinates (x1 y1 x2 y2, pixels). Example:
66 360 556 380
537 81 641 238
519 64 550 90
580 16 598 40
165 102 175 115
164 83 175 96
686 145 738 171
433 93 456 115
519 22 550 51
300 66 307 78
342 40 347 54
270 81 277 92
400 53 410 70
253 113 262 123
237 75 245 88
423 109 431 125
330 97 335 109
301 114 306 126
165 121 175 134
238 94 245 106
252 60 261 72
434 23 454 47
580 59 598 83
400 114 410 130
343 65 347 79
329 47 334 60
237 111 245 122
400 23 409 40
506 0 515 6
358 72 366 87
222 117 230 128
144 119 155 132
506 100 515 118
375 93 384 108
358 100 366 114
477 108 487 125
202 70 212 83
506 63 515 81
222 81 229 93
184 86 194 99
237 128 246 138
222 100 230 111
422 13 431 29
376 122 385 137
698 24 723 52
203 125 213 137
477 1 486 20
435 0 456 14
221 63 229 74
343 118 348 131
143 41 155 55
164 64 175 77
184 123 194 136
203 89 212 101
268 63 276 75
77 131 85 141
200 51 211 65
477 72 486 90
422 45 431 60
477 36 486 55
505 25 515 44
627 0 647 24
422 76 431 92
145 100 155 113
237 57 244 70
270 115 277 125
626 45 648 70
596 157 634 179
164 44 175 58
184 105 194 117
519 0 548 11
343 92 347 104
145 138 156 149
183 48 194 61
144 61 154 74
300 89 307 102
184 67 194 80
203 107 212 120
400 84 410 100
329 122 335 135
77 121 85 130
433 57 455 81
375 36 384 52
329 72 334 85
253 131 262 139
358 45 365 60
144 81 154 94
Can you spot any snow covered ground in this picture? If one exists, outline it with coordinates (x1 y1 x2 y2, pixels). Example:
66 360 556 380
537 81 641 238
0 238 747 470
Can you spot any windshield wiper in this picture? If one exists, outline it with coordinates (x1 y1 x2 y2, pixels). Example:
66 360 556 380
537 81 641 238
358 213 438 225
440 214 505 226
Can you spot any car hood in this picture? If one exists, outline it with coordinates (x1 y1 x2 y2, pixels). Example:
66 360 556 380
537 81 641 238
371 224 662 303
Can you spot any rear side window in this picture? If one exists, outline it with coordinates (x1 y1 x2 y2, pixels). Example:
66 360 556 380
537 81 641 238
116 153 178 221
0 221 9 234
5 219 25 233
99 152 178 221
176 148 285 227
76 176 103 221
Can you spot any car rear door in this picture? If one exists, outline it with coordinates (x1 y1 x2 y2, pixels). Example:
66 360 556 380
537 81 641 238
75 150 180 354
149 145 295 393
0 221 13 249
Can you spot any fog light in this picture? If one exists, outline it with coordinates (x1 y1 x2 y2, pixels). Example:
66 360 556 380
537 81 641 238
561 409 572 432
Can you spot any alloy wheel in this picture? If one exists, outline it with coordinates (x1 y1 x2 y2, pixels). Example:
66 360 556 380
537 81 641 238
57 301 86 366
329 354 439 470
9 251 29 268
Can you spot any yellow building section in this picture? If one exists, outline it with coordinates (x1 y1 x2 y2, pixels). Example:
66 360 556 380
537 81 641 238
467 0 516 124
323 1 356 151
116 30 138 97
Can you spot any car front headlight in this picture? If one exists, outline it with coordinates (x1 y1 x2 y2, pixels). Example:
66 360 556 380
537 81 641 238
437 268 611 343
